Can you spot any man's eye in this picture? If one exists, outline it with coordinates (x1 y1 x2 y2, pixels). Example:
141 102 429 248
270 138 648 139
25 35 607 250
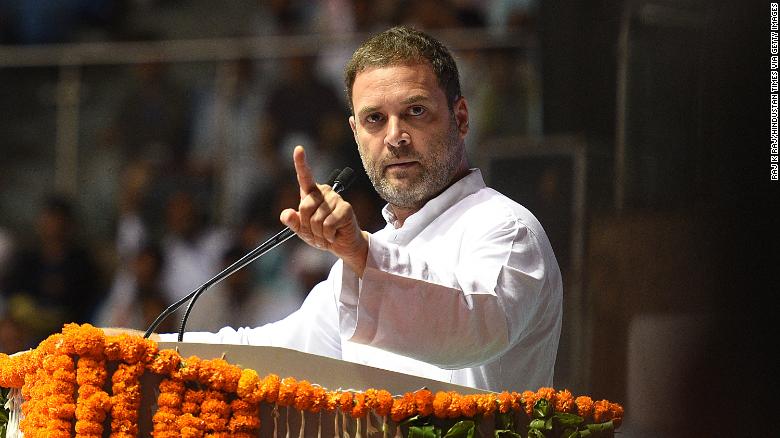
408 105 426 116
366 113 384 123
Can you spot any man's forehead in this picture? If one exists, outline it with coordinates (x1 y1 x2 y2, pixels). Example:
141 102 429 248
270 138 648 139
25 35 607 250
352 63 443 107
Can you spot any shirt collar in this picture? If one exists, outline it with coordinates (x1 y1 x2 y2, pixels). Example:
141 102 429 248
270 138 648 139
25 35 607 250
381 168 486 230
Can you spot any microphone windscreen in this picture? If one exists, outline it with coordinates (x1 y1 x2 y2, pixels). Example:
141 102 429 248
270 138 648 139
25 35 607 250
325 168 341 186
334 167 355 192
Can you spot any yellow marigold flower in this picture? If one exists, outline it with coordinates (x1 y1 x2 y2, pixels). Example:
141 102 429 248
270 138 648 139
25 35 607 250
237 368 261 401
575 396 594 419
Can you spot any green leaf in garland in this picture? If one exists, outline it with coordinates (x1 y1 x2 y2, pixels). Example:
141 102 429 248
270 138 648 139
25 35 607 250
551 413 584 428
400 415 424 426
496 411 514 430
584 421 615 438
527 429 546 438
443 420 475 438
559 427 579 438
533 399 552 419
408 424 441 438
529 419 546 430
495 429 521 438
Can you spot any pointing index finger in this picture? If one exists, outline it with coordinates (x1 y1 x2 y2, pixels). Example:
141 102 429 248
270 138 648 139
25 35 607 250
293 145 317 197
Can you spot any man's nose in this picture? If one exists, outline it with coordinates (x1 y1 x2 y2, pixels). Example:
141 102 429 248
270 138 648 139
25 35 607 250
384 116 411 148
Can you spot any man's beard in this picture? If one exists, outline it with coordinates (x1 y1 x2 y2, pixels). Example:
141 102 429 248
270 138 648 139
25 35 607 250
358 119 463 210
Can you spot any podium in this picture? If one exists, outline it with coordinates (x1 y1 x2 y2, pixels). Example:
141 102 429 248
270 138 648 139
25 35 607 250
1 325 624 437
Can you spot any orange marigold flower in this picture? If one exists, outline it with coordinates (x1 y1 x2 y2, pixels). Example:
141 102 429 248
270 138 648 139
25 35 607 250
509 392 522 413
535 387 556 407
554 389 574 413
159 378 186 394
199 412 229 432
475 393 497 417
373 389 394 417
259 373 280 404
120 335 158 364
198 358 232 391
309 385 327 413
497 391 512 414
338 391 354 413
293 380 314 412
593 399 618 424
609 402 624 427
277 377 298 407
446 392 463 419
575 396 594 420
174 356 202 381
75 419 104 435
351 392 369 418
186 388 207 404
432 391 451 418
62 323 105 357
42 354 75 373
326 390 341 412
237 368 261 401
414 389 434 417
459 395 477 418
148 349 182 375
390 393 415 422
229 414 261 432
522 390 535 416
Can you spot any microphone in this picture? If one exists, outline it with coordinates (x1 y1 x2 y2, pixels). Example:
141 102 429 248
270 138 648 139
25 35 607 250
142 167 356 340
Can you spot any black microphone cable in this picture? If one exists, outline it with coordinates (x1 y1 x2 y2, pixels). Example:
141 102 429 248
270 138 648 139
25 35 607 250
142 167 355 340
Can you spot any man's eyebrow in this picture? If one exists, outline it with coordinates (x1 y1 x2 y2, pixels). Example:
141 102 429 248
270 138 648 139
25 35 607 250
400 94 430 105
357 105 381 118
356 95 431 118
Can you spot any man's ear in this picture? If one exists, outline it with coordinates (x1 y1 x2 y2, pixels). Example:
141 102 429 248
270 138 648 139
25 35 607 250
349 115 358 143
454 97 469 139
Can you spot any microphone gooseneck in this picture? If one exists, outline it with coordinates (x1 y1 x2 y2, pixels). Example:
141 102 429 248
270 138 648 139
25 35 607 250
142 167 356 340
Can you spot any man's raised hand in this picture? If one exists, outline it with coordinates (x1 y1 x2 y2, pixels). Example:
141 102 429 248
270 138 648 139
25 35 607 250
279 146 369 276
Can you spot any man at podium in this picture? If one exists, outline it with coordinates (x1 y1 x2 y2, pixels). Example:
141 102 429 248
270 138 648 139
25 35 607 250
159 26 562 393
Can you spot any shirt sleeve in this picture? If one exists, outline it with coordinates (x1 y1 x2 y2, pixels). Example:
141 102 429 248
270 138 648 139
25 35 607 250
339 218 550 369
159 271 343 360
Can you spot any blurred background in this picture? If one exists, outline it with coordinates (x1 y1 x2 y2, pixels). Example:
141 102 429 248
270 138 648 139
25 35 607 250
0 0 768 436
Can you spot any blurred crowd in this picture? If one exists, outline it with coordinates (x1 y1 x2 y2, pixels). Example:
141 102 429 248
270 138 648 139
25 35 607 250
0 0 541 353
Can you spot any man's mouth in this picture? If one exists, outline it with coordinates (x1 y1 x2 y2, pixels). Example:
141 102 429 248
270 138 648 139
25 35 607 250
384 160 418 172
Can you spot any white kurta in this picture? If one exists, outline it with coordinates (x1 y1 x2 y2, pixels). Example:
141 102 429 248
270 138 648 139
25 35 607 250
162 170 562 392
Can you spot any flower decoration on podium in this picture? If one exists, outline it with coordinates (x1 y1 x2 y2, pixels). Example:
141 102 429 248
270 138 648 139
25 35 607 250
0 324 623 437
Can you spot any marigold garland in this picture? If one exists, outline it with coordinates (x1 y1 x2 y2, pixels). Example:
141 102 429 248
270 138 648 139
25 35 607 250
0 323 625 438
